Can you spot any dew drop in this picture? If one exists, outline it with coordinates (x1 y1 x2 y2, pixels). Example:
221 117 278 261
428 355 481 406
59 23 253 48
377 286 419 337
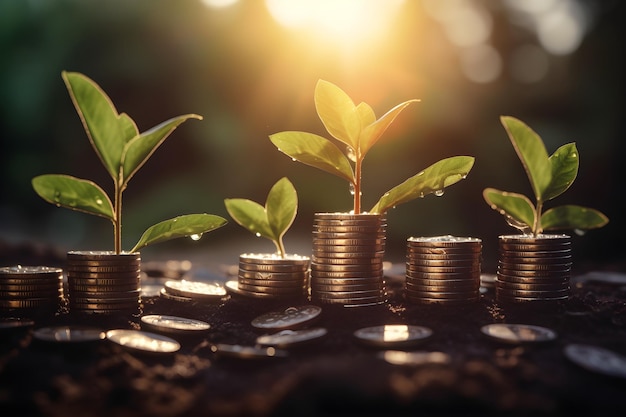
190 233 202 241
96 198 103 205
346 146 357 162
255 232 262 238
434 190 444 197
291 158 297 162
349 183 355 196
574 229 586 236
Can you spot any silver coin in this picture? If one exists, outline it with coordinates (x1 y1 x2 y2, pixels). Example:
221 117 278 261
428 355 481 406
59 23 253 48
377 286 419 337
210 343 288 359
481 323 557 344
159 287 193 302
379 350 451 366
141 315 210 334
354 324 432 348
251 305 322 330
406 295 480 305
256 328 327 348
67 250 139 259
106 329 180 353
564 344 626 379
0 265 63 275
407 236 482 246
164 280 227 300
314 212 385 220
33 325 106 343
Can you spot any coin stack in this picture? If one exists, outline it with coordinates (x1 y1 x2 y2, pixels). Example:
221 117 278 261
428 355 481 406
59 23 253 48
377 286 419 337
236 253 310 299
496 234 571 303
0 266 63 315
405 236 482 304
66 251 141 314
310 213 387 307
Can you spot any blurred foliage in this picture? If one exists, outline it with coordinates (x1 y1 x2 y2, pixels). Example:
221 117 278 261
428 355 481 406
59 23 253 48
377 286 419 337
0 0 624 268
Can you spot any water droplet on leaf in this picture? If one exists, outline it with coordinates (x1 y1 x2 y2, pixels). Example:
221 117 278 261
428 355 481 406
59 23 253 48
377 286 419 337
190 233 202 241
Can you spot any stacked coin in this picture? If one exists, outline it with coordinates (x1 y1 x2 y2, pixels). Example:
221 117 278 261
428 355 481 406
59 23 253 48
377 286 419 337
310 213 387 307
0 266 63 315
236 253 310 299
405 236 482 304
496 234 571 303
66 251 141 314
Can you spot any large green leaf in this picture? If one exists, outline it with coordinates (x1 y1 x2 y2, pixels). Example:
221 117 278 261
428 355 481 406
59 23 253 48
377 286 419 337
131 214 227 253
32 174 114 220
269 131 354 183
541 205 609 231
501 116 551 201
266 177 297 241
121 114 202 187
62 71 138 182
314 79 360 149
483 188 536 230
543 143 579 201
224 198 273 240
359 99 419 156
370 156 475 214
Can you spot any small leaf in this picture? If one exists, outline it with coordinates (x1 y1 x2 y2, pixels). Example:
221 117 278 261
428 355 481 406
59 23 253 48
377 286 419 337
266 177 297 241
541 205 609 231
270 131 354 183
121 114 202 187
131 214 227 253
224 198 274 239
356 102 376 130
359 99 419 156
543 143 579 201
483 188 536 230
62 71 138 182
370 156 474 214
314 79 361 149
32 174 114 220
501 116 551 201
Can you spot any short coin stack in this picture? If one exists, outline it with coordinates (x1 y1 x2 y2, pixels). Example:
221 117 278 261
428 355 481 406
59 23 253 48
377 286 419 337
405 236 482 304
0 266 63 315
235 254 309 299
66 251 141 314
310 213 387 307
496 234 571 303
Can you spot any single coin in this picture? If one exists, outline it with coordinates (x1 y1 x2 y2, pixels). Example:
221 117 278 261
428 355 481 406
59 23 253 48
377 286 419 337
407 277 477 288
354 324 433 348
164 280 227 300
497 267 571 278
256 328 327 348
239 253 310 266
407 245 482 254
251 305 322 330
494 288 570 298
481 323 557 343
564 344 626 379
312 231 387 240
66 266 141 274
238 269 308 281
407 236 482 246
497 262 572 272
237 282 305 295
106 329 180 353
496 272 569 284
311 263 383 273
313 238 386 246
379 350 451 366
210 343 288 359
405 282 478 293
0 317 35 330
312 226 386 234
159 287 193 302
500 242 571 252
406 252 480 261
494 279 569 292
0 265 63 275
141 315 210 334
498 234 570 244
68 283 140 293
312 256 383 265
311 270 383 280
67 250 139 259
0 298 60 309
224 280 276 299
312 250 386 259
495 293 569 303
311 282 385 293
498 249 572 258
312 289 384 299
237 277 305 288
405 270 479 281
312 276 384 286
238 263 308 273
312 295 387 306
33 325 106 343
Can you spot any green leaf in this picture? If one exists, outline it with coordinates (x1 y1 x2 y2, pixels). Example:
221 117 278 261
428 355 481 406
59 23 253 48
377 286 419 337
62 71 138 182
266 177 297 241
269 131 354 183
501 116 551 201
32 174 114 220
314 79 360 149
541 205 609 231
356 102 376 130
370 156 475 214
224 198 274 239
131 214 227 253
121 114 202 187
483 188 536 231
359 99 419 156
543 143 579 201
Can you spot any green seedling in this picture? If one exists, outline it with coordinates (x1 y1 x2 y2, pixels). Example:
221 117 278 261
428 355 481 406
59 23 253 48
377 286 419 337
32 71 227 254
224 177 297 259
269 80 474 214
483 116 608 235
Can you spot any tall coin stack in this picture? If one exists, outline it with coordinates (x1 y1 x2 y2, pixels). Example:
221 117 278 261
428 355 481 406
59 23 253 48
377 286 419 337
0 266 63 316
236 253 310 299
310 213 387 307
405 236 482 304
496 234 571 303
66 251 141 314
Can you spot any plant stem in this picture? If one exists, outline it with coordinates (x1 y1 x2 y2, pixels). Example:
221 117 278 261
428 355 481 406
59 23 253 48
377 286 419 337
114 185 123 254
534 199 543 236
354 155 362 214
275 238 286 259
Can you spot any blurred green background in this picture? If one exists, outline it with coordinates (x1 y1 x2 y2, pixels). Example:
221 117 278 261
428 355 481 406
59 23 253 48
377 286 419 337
1 0 623 270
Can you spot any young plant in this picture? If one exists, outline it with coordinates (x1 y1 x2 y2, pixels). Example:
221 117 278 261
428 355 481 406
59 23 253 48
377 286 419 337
224 177 297 258
269 80 475 214
32 71 227 254
483 116 609 235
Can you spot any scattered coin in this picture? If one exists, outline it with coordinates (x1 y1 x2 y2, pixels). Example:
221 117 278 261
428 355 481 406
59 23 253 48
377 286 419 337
163 280 227 301
33 325 106 343
564 344 626 379
140 315 211 334
256 328 328 348
210 343 288 359
106 329 180 353
353 324 433 348
379 350 451 366
480 323 557 344
251 305 322 330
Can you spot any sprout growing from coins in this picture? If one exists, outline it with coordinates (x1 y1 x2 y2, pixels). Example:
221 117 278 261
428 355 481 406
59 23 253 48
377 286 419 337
32 71 227 254
483 115 609 236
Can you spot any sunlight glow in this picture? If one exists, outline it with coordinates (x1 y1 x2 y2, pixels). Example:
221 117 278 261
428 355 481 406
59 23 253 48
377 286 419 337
201 0 239 8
